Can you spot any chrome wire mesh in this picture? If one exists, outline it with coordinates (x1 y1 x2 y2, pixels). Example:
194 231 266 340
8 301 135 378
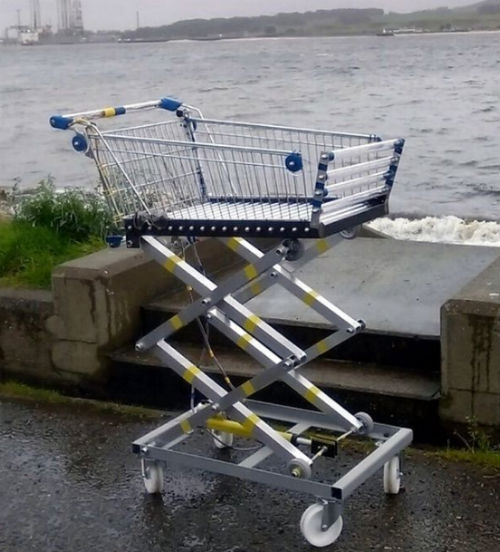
86 117 377 225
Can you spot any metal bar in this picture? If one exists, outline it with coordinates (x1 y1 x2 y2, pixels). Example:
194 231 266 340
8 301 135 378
331 428 413 500
219 236 361 329
326 155 395 180
330 139 400 162
61 100 163 120
320 185 389 214
206 309 291 369
232 235 342 305
239 422 310 468
132 405 210 449
140 238 361 431
149 355 299 449
325 172 388 196
137 242 290 351
246 400 403 441
282 371 362 431
188 117 377 141
140 446 332 498
97 133 295 157
139 236 305 361
215 237 363 429
153 341 312 466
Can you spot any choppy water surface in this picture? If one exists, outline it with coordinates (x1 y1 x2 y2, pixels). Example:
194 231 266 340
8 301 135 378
0 32 499 239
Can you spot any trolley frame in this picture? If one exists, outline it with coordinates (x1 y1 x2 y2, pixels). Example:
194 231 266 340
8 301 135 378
50 97 412 547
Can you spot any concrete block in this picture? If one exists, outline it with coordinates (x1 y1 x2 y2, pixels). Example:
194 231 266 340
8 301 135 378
442 310 500 394
472 391 500 426
440 258 500 426
440 389 500 427
47 239 243 381
52 341 101 378
48 278 97 342
0 289 55 381
49 246 176 378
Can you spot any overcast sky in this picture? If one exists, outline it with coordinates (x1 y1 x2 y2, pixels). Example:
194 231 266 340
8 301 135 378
1 0 480 31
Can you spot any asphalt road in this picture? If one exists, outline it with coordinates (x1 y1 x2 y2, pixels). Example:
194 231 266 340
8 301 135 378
1 399 499 552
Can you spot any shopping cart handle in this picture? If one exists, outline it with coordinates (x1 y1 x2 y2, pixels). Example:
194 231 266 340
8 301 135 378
159 97 183 111
49 97 184 130
50 115 74 130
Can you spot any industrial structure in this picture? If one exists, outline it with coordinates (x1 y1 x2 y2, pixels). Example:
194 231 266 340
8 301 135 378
57 0 84 34
30 0 41 29
2 0 84 44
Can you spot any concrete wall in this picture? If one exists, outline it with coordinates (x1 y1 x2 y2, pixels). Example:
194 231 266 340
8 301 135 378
0 288 55 382
2 237 499 431
440 258 500 426
46 246 180 383
1 239 243 386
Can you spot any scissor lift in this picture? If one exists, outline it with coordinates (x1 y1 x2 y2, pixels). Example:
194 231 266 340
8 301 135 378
50 97 412 547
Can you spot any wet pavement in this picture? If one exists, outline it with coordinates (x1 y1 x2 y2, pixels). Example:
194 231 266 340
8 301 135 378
1 398 499 552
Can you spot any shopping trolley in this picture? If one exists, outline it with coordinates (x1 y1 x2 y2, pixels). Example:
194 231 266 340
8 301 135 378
50 97 412 547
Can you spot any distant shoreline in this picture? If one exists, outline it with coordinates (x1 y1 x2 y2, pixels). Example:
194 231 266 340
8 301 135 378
2 28 499 47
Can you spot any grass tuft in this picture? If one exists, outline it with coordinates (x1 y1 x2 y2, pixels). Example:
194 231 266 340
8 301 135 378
0 220 104 288
0 381 163 420
0 179 117 288
14 178 116 241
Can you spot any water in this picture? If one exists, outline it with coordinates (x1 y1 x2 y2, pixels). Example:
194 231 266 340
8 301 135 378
0 32 499 243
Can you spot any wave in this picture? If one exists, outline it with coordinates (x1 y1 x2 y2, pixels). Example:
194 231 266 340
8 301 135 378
367 216 500 247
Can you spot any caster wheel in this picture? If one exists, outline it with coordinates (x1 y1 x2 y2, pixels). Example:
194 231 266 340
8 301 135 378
383 455 401 494
355 411 374 434
288 457 312 479
211 430 234 449
142 462 164 494
339 226 358 240
300 504 343 547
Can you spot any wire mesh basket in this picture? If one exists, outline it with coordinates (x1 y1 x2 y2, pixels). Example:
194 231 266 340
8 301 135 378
50 97 404 239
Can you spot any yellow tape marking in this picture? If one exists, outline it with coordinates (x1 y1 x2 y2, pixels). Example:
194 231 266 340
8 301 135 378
170 315 183 331
249 280 263 296
163 254 181 273
236 333 252 350
183 364 201 384
242 413 259 435
227 237 242 252
302 289 319 306
316 239 329 254
315 339 329 355
244 264 258 281
103 107 116 117
180 419 192 433
241 380 256 397
243 314 260 334
304 385 321 404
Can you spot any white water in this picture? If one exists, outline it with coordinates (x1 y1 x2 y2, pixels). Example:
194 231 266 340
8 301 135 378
367 216 500 247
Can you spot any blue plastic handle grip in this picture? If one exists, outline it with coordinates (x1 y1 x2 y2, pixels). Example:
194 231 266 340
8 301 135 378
159 97 183 111
49 115 73 130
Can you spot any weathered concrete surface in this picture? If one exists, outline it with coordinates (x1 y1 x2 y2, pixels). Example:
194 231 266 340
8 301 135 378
46 239 250 382
47 246 178 382
440 258 500 426
0 288 55 382
246 238 500 337
0 399 498 552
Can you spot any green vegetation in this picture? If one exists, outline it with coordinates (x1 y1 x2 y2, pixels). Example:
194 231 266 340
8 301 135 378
416 416 500 469
436 447 500 469
121 0 500 41
0 381 164 420
0 180 116 288
13 179 114 241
